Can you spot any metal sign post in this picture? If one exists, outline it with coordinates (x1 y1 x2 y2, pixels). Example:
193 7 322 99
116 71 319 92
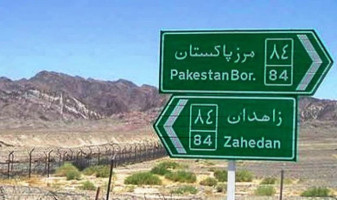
227 161 236 200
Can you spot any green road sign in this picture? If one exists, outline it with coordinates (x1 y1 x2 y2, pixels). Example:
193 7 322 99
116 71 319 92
154 96 298 161
160 30 333 95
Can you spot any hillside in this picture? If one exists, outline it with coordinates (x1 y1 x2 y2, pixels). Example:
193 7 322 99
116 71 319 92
0 71 336 127
0 71 166 123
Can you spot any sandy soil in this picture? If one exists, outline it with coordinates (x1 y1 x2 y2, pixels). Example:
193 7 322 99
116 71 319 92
0 118 157 149
0 120 335 199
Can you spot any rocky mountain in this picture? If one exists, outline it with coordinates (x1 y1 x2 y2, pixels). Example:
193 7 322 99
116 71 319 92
299 97 337 121
0 71 166 121
0 71 336 123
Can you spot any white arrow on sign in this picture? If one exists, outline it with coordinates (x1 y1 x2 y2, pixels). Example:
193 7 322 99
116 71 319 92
297 34 323 91
164 99 187 154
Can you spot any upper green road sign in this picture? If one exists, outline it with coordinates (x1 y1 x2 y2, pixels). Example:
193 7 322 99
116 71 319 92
154 95 297 161
160 30 333 95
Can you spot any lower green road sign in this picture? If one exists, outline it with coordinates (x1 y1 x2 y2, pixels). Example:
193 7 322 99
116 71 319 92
154 96 298 161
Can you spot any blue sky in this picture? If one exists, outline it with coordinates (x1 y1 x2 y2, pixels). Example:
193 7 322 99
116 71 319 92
0 0 336 99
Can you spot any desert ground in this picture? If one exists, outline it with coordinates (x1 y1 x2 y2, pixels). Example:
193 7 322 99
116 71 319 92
0 117 336 199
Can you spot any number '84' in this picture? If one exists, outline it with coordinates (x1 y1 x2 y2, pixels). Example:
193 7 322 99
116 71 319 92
194 134 212 146
269 69 288 81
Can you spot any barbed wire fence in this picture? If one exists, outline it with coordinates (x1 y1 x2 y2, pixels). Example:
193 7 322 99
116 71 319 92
0 140 167 179
0 141 336 199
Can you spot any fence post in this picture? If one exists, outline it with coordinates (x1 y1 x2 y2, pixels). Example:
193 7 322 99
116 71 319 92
86 147 92 168
114 153 118 168
95 187 101 200
57 149 62 167
29 148 35 178
144 143 147 161
106 155 115 200
154 143 158 159
141 144 145 161
97 147 101 165
69 149 74 160
128 146 132 164
7 151 14 179
76 149 81 161
279 170 284 200
104 146 109 156
111 143 120 167
144 142 149 161
62 151 67 163
134 145 137 163
44 152 48 175
124 147 127 164
47 150 53 178
152 143 155 160
10 152 14 171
